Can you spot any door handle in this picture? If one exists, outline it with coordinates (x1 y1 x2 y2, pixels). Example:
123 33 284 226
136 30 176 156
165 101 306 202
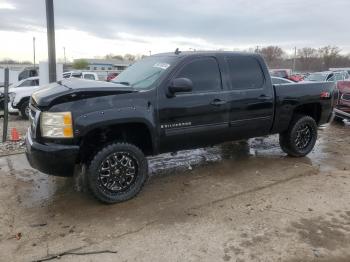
258 94 272 100
210 99 226 106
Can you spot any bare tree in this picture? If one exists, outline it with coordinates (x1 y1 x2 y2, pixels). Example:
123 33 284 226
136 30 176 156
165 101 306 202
105 54 124 61
298 47 318 71
260 46 285 68
318 46 341 70
124 54 136 62
112 55 124 61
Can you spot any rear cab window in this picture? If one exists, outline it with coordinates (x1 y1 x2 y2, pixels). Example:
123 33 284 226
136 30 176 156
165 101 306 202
225 56 265 90
175 57 222 93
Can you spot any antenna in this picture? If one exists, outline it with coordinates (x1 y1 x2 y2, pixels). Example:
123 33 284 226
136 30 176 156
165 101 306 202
175 48 181 55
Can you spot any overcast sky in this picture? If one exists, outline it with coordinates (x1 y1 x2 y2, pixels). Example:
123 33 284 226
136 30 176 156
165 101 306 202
0 0 349 62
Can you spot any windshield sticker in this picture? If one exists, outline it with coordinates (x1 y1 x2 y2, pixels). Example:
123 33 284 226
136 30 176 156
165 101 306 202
153 63 170 70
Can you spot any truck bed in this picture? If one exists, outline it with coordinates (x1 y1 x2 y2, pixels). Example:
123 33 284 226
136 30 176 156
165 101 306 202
272 81 336 133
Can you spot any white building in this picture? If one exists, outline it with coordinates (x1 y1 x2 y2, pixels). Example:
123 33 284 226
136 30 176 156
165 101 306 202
78 58 131 73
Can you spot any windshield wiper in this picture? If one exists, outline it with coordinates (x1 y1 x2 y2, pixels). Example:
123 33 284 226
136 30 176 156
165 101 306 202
57 80 72 90
112 81 131 86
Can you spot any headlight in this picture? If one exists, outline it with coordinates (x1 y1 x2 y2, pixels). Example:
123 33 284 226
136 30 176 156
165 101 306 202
9 92 15 102
40 112 73 138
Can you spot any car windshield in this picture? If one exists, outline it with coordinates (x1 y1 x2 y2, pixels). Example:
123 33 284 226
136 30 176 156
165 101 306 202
305 73 327 82
112 56 177 90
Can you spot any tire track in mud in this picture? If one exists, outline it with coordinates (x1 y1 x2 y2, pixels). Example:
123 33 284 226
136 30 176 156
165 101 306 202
188 167 318 211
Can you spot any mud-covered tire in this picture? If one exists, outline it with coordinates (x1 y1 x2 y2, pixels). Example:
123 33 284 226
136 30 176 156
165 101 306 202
87 142 148 204
20 100 30 119
279 115 318 157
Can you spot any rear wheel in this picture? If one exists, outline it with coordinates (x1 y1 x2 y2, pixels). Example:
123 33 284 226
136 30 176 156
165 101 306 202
20 100 30 119
279 115 318 157
87 142 148 204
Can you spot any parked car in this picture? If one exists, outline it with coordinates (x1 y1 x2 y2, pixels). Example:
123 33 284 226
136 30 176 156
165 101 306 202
270 69 305 82
63 71 99 81
334 80 350 121
270 69 291 79
288 74 304 82
271 77 295 85
330 68 350 75
303 71 349 82
26 51 336 203
107 72 119 82
18 68 38 81
0 77 40 118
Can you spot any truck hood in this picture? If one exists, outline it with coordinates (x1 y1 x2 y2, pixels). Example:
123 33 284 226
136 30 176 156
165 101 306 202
32 78 136 108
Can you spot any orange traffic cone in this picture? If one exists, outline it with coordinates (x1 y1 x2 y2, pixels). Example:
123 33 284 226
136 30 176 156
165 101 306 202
11 128 20 141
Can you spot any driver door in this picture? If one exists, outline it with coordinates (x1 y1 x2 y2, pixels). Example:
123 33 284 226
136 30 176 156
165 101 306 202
157 56 229 153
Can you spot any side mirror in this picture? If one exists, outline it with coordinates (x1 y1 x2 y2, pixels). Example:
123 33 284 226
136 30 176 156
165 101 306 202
168 78 193 96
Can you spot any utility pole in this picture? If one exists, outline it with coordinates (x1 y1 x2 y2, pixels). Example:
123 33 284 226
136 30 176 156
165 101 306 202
45 0 57 82
2 68 9 142
63 46 66 64
33 37 36 69
293 46 297 72
255 45 260 54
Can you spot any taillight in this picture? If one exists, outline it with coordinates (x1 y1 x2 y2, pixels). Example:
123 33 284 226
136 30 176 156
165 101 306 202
320 91 331 99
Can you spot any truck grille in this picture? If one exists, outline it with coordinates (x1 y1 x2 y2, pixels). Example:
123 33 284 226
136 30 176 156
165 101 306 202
341 93 350 101
29 103 40 138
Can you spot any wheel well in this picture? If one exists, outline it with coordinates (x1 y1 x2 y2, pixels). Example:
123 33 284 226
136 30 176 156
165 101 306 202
17 97 30 109
79 123 153 163
293 103 321 124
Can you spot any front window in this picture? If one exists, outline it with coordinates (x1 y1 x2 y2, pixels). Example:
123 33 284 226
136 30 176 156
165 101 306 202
305 73 327 82
175 57 222 92
18 79 38 87
112 56 177 90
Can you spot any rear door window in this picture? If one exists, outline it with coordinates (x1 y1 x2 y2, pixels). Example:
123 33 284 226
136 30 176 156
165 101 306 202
175 57 222 93
226 57 265 90
84 74 95 80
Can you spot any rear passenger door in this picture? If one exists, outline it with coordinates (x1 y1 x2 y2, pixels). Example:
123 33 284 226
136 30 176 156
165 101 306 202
224 56 274 139
158 56 229 152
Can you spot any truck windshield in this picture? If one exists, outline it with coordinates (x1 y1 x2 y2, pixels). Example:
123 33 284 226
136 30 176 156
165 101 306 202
112 56 177 90
305 73 327 82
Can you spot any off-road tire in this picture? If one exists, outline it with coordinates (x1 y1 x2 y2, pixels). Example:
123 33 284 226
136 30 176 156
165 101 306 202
87 142 148 204
279 115 318 157
20 100 30 119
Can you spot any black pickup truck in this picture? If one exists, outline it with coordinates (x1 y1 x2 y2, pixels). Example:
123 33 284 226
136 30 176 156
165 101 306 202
26 51 336 203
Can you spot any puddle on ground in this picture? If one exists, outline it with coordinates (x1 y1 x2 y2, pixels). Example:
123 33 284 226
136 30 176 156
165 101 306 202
0 122 348 207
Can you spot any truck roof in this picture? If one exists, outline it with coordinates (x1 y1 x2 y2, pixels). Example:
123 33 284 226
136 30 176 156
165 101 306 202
153 51 261 58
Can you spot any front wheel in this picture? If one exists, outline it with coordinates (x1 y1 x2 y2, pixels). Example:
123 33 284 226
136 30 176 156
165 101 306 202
87 142 148 204
20 100 30 119
279 115 318 157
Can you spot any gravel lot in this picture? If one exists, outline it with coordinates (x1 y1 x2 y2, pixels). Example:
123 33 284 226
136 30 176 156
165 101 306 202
0 118 349 261
0 114 28 155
